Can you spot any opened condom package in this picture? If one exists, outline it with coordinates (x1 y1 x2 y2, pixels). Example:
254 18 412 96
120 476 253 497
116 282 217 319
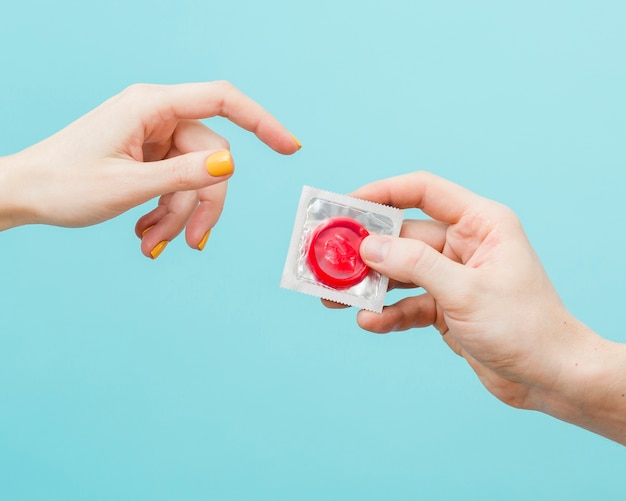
280 186 403 313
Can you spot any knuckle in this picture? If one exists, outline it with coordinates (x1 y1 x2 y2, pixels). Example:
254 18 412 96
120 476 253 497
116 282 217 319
120 83 166 110
493 201 519 222
209 81 238 113
412 169 430 179
215 137 231 151
211 80 236 93
407 240 434 283
486 201 524 234
167 156 195 190
122 83 153 98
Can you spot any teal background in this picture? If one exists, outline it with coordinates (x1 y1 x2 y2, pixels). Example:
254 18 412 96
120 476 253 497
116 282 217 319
1 0 625 499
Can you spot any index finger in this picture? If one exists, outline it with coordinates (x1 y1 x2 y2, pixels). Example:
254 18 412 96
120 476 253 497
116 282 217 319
126 81 301 155
351 171 488 225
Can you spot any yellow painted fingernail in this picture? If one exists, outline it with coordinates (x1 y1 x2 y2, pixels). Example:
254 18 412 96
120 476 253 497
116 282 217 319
198 230 211 251
150 241 168 259
289 133 302 150
205 150 233 177
141 225 154 237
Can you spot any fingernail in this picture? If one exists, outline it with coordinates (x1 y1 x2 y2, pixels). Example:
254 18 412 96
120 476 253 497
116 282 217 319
150 241 168 259
289 133 302 150
361 235 391 263
206 150 233 177
198 230 211 251
141 225 154 237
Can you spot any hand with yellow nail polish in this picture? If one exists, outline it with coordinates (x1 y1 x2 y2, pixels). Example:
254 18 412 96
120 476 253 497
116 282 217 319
0 81 302 258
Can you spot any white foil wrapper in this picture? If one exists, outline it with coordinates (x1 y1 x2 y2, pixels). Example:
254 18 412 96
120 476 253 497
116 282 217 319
280 186 403 313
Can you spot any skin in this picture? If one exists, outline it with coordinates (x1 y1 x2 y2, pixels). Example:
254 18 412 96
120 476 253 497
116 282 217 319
2 84 623 442
326 171 626 445
0 81 301 257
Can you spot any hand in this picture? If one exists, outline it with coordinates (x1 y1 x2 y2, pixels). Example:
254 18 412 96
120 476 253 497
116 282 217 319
0 81 301 258
328 171 626 443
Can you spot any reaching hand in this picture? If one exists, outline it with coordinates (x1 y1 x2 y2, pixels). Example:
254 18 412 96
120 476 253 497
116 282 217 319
0 81 301 258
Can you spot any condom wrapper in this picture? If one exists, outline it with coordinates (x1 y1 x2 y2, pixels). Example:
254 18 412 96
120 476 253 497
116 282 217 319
280 186 403 313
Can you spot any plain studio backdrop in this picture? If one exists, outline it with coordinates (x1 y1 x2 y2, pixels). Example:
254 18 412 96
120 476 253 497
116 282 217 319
1 1 625 499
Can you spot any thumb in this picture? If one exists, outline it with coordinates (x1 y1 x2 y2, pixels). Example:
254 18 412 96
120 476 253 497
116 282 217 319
138 149 234 198
360 235 469 304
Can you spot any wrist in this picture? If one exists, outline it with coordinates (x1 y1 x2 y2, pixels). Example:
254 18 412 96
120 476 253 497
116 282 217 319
533 319 626 444
0 150 37 231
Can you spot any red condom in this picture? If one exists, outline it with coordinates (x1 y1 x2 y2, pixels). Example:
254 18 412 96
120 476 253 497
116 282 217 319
306 217 370 289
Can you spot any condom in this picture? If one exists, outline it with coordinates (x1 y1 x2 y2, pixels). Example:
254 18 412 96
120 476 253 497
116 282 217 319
306 217 370 289
280 186 403 313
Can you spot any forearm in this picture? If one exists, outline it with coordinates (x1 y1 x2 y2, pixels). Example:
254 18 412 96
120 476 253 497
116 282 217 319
536 320 626 445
